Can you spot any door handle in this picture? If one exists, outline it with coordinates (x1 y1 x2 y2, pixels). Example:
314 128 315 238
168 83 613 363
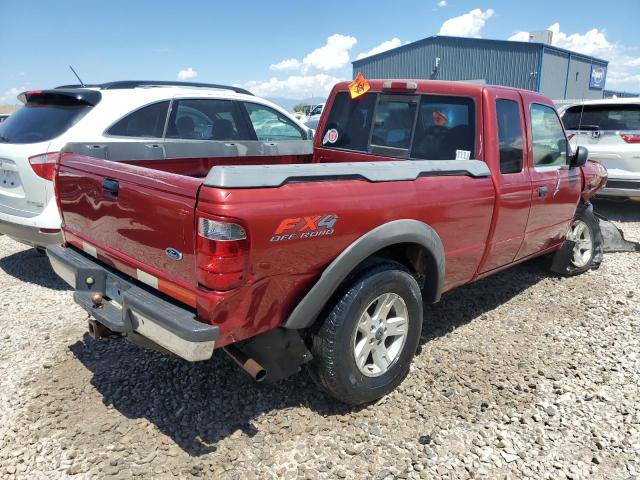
538 186 548 197
102 178 119 196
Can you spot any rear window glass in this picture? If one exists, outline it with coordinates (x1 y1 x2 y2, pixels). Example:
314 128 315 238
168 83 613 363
562 104 640 131
410 95 475 160
322 92 475 160
107 101 170 138
321 92 376 152
371 99 417 150
0 103 91 144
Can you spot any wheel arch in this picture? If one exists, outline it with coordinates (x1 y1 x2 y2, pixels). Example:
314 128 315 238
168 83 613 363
283 219 445 330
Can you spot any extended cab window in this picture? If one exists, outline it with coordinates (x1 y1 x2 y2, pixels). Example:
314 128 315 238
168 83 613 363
496 99 524 174
531 103 568 169
243 103 305 141
411 95 475 160
166 99 247 140
107 101 169 138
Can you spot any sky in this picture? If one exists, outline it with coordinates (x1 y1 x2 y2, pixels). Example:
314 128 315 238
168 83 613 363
0 0 639 103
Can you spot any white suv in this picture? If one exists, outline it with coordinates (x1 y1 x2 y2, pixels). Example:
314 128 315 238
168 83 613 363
0 81 313 248
559 98 640 200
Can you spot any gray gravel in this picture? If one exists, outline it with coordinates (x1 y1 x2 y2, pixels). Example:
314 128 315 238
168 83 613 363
0 199 639 479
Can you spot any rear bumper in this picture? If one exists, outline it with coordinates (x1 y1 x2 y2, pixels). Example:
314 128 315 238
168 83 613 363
46 244 218 361
599 179 640 200
0 218 62 247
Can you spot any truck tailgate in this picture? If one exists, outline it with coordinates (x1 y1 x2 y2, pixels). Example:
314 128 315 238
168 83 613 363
56 153 201 306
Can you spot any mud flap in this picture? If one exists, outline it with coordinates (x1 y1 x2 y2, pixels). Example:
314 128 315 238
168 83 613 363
596 215 640 253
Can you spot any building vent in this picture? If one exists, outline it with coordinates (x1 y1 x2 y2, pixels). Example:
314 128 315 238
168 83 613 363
529 30 553 45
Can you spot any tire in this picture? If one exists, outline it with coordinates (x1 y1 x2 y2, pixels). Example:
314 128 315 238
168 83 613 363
550 203 603 276
309 261 423 405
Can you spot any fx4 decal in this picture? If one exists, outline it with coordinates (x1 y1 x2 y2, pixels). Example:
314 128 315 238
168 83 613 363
271 214 338 242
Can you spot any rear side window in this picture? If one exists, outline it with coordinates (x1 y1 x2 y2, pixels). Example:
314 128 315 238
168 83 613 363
562 104 640 131
321 92 376 152
243 103 305 141
107 101 170 138
166 99 247 140
496 99 524 174
0 101 92 144
531 103 568 169
411 95 475 160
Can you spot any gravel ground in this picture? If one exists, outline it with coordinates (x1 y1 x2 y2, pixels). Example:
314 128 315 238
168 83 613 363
0 199 638 480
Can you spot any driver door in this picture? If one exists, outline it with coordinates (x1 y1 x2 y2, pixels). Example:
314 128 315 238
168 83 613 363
516 101 582 260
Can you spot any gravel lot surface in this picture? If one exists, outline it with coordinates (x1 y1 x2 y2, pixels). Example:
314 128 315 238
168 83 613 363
0 200 638 479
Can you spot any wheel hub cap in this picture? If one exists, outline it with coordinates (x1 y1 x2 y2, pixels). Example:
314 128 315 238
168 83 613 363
353 293 409 377
567 219 593 268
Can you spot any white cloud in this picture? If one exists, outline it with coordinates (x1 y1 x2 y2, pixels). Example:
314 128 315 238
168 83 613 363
437 0 447 7
177 67 198 80
245 74 344 99
356 38 402 60
508 31 530 42
0 87 25 103
269 58 302 72
302 34 357 72
438 8 494 37
508 23 640 91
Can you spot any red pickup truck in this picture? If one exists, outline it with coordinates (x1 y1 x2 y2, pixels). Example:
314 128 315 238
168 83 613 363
47 80 607 404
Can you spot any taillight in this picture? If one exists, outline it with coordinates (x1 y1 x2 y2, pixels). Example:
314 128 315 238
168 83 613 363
621 134 640 144
28 152 58 180
196 216 249 291
567 133 575 141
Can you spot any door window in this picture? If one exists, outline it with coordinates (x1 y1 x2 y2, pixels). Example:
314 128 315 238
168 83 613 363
496 99 524 174
107 101 170 138
531 103 568 169
166 99 247 140
243 103 305 141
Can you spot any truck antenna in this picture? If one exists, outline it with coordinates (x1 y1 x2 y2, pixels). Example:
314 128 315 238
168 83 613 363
69 65 85 87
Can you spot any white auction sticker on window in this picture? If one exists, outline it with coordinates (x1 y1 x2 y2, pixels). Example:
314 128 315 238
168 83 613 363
455 149 471 160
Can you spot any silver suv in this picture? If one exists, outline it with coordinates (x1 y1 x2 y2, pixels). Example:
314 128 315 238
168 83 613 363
560 98 640 200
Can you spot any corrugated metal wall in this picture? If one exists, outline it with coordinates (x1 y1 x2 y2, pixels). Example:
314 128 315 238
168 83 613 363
566 57 605 100
540 50 569 99
353 37 541 91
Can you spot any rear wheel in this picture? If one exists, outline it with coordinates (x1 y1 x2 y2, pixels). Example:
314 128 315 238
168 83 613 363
309 261 423 405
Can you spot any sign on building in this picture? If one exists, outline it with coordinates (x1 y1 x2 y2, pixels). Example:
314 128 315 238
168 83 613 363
589 65 606 90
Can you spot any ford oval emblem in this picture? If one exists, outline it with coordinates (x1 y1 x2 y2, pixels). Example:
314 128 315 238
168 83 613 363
165 247 183 261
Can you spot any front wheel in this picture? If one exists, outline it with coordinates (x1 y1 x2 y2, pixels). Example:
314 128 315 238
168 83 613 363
309 261 423 405
550 203 603 276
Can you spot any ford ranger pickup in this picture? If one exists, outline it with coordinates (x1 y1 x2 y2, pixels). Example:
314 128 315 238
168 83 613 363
47 80 607 404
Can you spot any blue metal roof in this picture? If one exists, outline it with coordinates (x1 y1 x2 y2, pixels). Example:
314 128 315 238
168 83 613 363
352 35 609 67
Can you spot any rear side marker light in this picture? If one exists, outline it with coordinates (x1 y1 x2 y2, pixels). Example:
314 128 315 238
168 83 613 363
28 152 59 181
567 134 575 141
621 134 640 144
39 228 60 234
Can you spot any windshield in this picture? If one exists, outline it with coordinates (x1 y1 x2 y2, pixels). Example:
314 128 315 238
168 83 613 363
0 103 92 144
562 104 640 131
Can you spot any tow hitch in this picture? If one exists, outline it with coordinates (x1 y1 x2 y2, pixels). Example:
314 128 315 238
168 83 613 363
597 214 640 253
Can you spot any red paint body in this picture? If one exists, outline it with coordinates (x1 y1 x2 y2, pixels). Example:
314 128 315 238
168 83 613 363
55 81 607 348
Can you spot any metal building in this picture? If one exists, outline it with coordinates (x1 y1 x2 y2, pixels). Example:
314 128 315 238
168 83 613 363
352 35 609 101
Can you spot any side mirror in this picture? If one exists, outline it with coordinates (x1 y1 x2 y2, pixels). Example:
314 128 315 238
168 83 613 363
570 145 589 168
